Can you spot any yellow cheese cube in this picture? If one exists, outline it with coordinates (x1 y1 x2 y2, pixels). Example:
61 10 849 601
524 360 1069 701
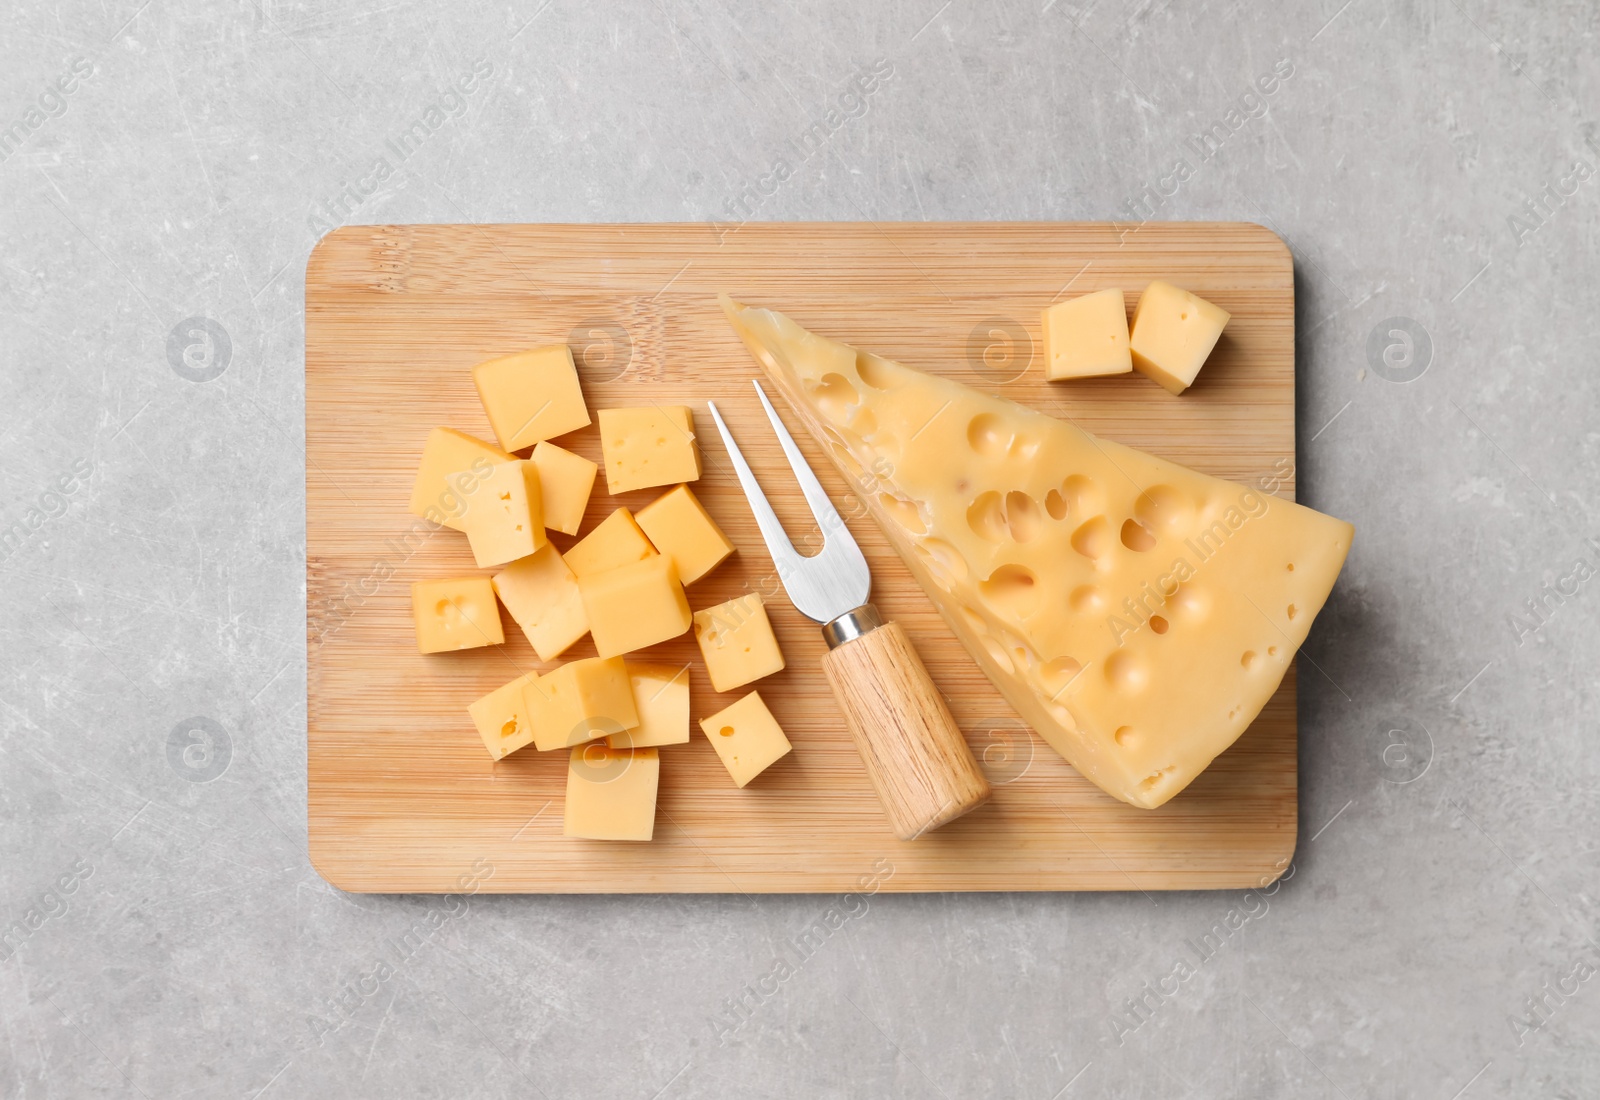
1042 288 1132 380
530 440 597 536
608 662 691 749
564 507 657 579
409 427 512 532
1128 281 1231 395
563 744 659 841
634 484 735 585
467 672 538 760
693 593 786 692
461 459 546 569
491 544 588 660
597 406 702 494
699 690 792 787
528 655 640 751
411 577 504 653
472 345 591 452
578 556 692 659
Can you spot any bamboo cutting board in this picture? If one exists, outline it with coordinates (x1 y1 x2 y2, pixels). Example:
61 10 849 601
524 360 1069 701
307 222 1299 893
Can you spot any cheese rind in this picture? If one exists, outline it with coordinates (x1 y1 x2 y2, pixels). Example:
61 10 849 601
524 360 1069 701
528 656 640 751
1128 281 1231 395
563 744 659 841
472 345 591 451
699 691 792 787
492 544 588 660
565 507 657 578
635 484 735 585
530 441 598 536
608 662 692 748
461 459 547 568
693 593 785 692
597 406 702 493
409 427 511 532
721 296 1352 809
411 577 504 653
467 672 538 760
1042 288 1132 380
579 556 692 659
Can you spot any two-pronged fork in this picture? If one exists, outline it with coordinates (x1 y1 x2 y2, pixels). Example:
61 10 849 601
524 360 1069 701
707 382 990 840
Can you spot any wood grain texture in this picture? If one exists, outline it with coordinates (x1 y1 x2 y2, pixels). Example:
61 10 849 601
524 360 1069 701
821 617 992 840
307 221 1298 893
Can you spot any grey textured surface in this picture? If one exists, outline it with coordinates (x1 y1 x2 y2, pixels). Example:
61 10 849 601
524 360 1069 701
2 1 1597 1096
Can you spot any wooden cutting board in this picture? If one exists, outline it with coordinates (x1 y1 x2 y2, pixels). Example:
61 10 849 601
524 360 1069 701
306 222 1299 893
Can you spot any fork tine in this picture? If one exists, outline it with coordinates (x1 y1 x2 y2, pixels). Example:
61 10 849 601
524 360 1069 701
705 400 802 566
752 381 851 542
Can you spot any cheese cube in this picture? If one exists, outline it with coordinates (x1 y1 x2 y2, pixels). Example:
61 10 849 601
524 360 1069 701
472 345 591 452
699 690 791 787
578 556 692 659
565 507 657 579
411 577 504 653
461 459 546 569
1042 288 1132 380
563 744 659 841
528 656 640 751
635 485 735 585
409 427 512 532
597 406 702 494
531 440 597 536
608 662 691 749
467 672 538 760
491 544 588 660
1128 281 1231 395
693 593 786 692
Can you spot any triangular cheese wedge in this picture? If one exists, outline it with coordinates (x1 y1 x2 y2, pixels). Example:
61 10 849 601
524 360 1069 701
721 296 1353 809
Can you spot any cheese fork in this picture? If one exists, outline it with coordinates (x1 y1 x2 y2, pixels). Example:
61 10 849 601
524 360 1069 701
707 382 991 840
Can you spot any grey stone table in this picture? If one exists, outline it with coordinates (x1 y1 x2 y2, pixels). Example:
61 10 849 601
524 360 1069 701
2 1 1596 1096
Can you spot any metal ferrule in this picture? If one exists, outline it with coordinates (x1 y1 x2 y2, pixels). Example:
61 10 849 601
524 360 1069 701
821 604 884 650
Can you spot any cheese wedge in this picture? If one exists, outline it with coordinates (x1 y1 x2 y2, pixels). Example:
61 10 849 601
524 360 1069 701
720 296 1353 809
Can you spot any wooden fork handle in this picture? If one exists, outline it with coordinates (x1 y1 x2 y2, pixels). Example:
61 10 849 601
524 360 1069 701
820 605 992 840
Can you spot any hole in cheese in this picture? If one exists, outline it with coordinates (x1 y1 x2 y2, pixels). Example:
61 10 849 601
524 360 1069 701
1041 655 1083 693
880 493 927 535
718 725 735 737
855 353 898 391
1135 484 1192 534
1149 615 1169 634
1241 650 1258 670
1105 650 1147 692
809 373 860 421
1069 585 1104 613
1071 515 1110 559
1060 474 1103 519
967 492 1008 542
967 413 1012 457
979 564 1037 617
980 634 1015 672
1044 488 1067 521
1287 604 1298 621
1114 725 1136 746
1006 491 1042 541
1120 518 1156 552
